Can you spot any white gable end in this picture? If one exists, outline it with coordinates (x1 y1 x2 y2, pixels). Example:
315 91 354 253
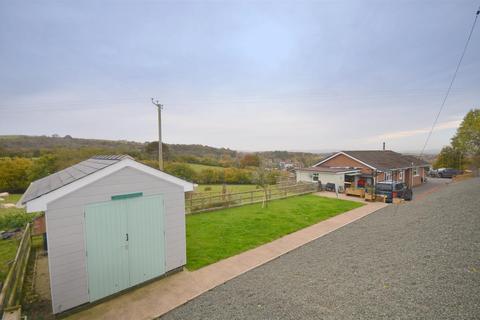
24 158 194 212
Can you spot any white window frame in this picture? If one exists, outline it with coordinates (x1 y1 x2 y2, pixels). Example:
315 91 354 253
312 173 319 181
413 167 419 176
385 171 392 181
399 170 404 181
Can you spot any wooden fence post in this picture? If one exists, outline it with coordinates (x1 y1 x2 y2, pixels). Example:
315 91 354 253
0 223 32 314
187 182 317 214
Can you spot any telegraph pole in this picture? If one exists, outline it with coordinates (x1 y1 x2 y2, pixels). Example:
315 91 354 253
151 98 164 171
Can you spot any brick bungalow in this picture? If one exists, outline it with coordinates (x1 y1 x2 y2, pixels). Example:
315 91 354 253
296 150 430 190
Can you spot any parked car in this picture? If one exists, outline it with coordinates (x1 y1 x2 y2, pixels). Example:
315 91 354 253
375 181 413 203
428 169 440 177
438 168 462 178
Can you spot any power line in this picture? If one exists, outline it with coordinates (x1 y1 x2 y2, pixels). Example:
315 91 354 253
419 5 480 157
0 88 475 112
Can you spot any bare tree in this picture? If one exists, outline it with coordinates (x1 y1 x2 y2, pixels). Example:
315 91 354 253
252 163 277 208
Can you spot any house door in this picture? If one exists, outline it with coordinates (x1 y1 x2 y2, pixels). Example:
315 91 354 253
85 194 165 302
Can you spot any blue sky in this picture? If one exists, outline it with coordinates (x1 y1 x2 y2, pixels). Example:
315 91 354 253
0 0 479 152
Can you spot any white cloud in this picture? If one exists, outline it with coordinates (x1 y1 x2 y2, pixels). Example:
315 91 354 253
368 120 461 142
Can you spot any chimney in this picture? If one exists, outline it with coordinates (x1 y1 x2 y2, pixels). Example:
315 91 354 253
382 142 385 151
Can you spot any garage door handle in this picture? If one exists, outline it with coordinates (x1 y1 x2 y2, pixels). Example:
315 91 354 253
126 233 129 241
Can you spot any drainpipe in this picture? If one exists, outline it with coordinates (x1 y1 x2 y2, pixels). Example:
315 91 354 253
410 162 414 188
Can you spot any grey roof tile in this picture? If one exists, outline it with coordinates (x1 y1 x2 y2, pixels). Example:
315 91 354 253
21 155 131 204
341 150 429 171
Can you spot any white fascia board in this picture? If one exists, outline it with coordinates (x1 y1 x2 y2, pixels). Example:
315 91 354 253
336 170 361 175
313 152 377 170
24 159 195 213
312 153 341 167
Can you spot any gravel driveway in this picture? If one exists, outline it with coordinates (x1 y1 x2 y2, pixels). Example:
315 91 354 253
161 178 480 320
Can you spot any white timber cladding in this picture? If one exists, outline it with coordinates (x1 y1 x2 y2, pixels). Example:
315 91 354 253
24 158 194 212
296 171 345 187
45 167 186 314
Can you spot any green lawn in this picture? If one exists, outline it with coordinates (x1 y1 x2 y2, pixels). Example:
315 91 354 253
0 194 38 282
186 194 363 270
0 239 19 281
2 194 22 204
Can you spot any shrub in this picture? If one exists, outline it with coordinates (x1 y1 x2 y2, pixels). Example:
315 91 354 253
0 157 33 193
164 162 197 181
0 210 39 230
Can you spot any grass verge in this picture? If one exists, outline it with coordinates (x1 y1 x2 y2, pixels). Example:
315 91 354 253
186 194 363 270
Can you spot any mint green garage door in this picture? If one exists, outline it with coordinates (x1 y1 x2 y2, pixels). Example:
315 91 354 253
85 194 165 302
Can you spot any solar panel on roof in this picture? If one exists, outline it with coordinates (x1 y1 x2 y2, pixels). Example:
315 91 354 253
21 155 130 204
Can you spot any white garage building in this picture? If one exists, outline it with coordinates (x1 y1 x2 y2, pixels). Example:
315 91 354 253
18 155 194 314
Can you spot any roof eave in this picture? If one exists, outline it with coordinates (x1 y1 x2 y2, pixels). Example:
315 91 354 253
313 151 377 170
22 158 195 213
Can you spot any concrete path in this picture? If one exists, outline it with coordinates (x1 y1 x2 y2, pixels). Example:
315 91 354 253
162 178 480 320
35 253 51 301
67 198 386 320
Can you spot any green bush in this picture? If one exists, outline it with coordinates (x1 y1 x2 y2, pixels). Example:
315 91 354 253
0 210 39 230
164 162 197 181
194 167 254 184
0 157 33 193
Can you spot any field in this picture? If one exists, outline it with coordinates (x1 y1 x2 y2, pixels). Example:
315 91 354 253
195 184 260 193
2 194 22 204
186 163 226 173
186 194 363 270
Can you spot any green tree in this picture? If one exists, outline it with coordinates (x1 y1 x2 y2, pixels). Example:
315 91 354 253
28 154 59 181
164 162 196 181
434 146 463 169
197 169 218 184
144 142 172 161
451 109 480 168
0 157 33 193
240 154 260 168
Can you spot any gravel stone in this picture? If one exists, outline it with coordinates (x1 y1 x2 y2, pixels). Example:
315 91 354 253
161 178 480 320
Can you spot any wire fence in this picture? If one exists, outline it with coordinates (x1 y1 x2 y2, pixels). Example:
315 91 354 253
0 223 32 315
186 182 318 214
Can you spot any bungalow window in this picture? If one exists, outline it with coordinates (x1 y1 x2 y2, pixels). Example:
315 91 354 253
413 167 419 176
399 170 404 181
312 173 319 181
385 171 392 181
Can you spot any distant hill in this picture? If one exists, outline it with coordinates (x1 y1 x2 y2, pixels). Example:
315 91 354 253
0 135 145 157
0 135 321 167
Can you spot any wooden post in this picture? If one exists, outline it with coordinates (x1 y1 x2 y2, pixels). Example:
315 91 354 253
0 224 32 312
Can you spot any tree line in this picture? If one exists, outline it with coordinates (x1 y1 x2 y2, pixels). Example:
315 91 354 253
0 135 322 193
434 109 480 171
0 147 280 193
